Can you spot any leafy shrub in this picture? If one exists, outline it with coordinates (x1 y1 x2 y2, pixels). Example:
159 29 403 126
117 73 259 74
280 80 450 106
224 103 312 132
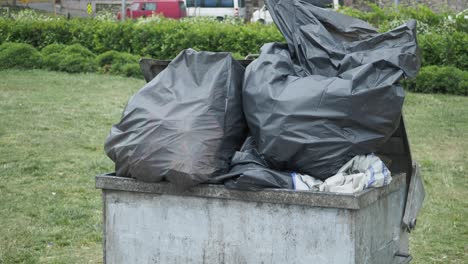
94 10 116 22
9 9 57 22
95 50 139 68
41 43 67 56
340 4 449 30
0 16 96 50
120 63 143 78
41 43 97 73
42 53 66 71
58 53 97 73
231 52 245 60
95 50 141 77
404 66 468 96
41 43 69 70
109 62 142 79
338 3 468 37
0 42 42 69
454 12 468 33
419 32 468 71
0 14 283 59
63 44 96 58
0 5 464 61
1 7 467 89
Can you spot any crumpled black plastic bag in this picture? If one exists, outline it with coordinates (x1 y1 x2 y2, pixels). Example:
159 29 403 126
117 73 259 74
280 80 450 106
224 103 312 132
213 137 293 191
241 1 420 180
105 49 247 187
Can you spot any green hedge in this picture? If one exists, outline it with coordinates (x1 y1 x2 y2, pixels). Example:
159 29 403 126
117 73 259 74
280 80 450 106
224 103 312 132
418 32 467 71
339 4 467 33
0 17 283 59
1 8 467 70
338 4 467 71
403 66 468 96
1 41 466 96
0 43 468 95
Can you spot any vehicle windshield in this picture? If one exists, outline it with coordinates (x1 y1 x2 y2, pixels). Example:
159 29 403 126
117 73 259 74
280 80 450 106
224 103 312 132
186 0 236 7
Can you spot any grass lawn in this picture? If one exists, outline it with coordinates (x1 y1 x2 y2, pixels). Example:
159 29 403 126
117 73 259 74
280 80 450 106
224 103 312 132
0 69 466 263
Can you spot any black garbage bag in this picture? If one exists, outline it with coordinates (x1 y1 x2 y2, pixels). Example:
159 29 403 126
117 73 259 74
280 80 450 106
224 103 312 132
213 137 293 191
242 1 420 180
105 49 247 187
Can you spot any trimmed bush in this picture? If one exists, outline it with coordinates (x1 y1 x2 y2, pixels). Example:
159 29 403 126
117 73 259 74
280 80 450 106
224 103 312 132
41 44 66 71
42 52 66 71
41 43 67 56
120 63 143 79
58 53 97 73
109 62 142 79
95 50 139 70
63 44 96 59
96 50 138 66
403 66 468 96
40 43 97 73
95 50 141 78
0 42 42 69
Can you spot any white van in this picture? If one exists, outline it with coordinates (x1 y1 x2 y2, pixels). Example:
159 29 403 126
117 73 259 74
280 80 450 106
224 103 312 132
184 0 246 18
251 5 273 24
251 1 339 24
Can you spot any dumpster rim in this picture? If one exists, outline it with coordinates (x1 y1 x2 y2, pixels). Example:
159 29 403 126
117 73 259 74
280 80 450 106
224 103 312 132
95 172 406 210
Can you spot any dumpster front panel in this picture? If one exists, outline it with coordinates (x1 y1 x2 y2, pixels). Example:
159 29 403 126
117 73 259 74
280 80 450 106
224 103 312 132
104 190 356 264
98 172 410 263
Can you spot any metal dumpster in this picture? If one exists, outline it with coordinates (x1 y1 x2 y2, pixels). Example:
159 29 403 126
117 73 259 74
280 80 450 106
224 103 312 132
95 59 425 264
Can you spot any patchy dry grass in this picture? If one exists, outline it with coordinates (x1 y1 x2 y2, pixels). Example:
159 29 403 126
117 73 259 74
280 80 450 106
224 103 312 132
0 70 466 263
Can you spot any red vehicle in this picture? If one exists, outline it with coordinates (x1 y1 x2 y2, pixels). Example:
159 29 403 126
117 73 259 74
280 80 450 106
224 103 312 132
117 0 187 20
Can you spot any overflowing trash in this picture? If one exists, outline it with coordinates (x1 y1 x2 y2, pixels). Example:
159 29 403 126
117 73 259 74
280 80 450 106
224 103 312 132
214 136 293 191
292 154 392 193
242 0 420 180
105 49 247 187
105 0 420 192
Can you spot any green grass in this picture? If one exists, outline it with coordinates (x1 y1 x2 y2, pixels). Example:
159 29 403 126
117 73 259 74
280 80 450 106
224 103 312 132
405 94 468 263
0 69 466 263
0 70 145 263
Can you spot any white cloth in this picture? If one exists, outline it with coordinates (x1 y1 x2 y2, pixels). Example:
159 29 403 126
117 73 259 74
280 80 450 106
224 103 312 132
292 154 392 194
291 172 311 191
